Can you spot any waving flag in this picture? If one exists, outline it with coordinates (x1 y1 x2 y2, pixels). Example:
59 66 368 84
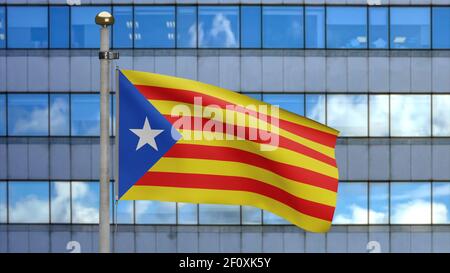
118 69 339 232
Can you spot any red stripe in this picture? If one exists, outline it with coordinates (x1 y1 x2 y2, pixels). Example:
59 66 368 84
164 144 338 192
135 85 337 148
136 171 335 221
164 115 337 167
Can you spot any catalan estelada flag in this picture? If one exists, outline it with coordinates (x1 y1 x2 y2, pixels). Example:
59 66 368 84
118 69 339 232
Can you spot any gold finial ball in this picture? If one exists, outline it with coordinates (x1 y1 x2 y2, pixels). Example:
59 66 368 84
95 11 115 26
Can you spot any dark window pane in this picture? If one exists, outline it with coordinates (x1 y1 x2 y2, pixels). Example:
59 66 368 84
72 181 99 224
263 6 303 48
241 6 261 48
113 6 133 48
263 94 304 116
305 94 325 124
71 94 100 136
334 182 368 224
391 182 431 224
369 183 389 224
327 7 367 49
199 204 240 224
8 94 49 136
50 94 70 136
0 7 5 48
134 6 175 48
0 95 5 135
7 7 48 48
178 203 198 224
305 6 325 48
369 7 388 49
135 201 176 224
0 182 5 223
9 181 49 223
432 7 450 49
50 6 69 48
433 182 450 224
51 181 70 223
390 7 430 49
198 6 239 48
177 6 197 48
71 6 111 48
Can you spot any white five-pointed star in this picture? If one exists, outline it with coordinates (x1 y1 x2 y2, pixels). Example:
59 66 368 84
129 117 164 151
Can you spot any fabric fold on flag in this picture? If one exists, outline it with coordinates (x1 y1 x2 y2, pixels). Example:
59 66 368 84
118 69 340 233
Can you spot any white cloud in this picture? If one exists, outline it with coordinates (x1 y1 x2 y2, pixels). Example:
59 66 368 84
333 204 387 224
326 95 367 136
432 95 450 136
334 200 450 224
8 182 100 223
198 13 237 48
390 95 431 136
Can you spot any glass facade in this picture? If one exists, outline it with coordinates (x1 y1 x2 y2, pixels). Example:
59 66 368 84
1 5 450 49
1 2 450 253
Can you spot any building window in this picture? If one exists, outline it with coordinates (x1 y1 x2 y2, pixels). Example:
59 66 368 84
9 181 49 223
50 181 70 223
241 6 261 48
369 95 389 137
134 6 175 48
8 94 49 136
369 183 389 224
177 6 197 48
135 201 176 224
116 200 134 224
50 6 69 48
199 204 240 224
433 7 450 49
305 94 325 124
333 182 368 224
50 94 70 136
72 181 99 224
327 95 368 137
326 7 367 49
0 95 6 136
433 182 450 224
71 6 111 48
390 95 431 137
198 6 239 48
390 182 431 224
113 6 133 49
263 6 303 48
0 182 6 223
177 203 198 224
369 7 388 49
71 94 100 136
390 7 430 49
0 7 5 48
263 94 304 116
242 206 262 225
305 6 325 49
7 6 48 48
433 95 450 136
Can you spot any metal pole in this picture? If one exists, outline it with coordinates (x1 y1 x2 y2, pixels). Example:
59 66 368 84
96 11 117 254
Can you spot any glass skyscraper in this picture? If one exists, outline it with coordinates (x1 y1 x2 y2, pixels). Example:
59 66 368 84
1 0 450 253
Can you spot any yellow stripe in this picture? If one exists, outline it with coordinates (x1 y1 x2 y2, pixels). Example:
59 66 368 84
151 99 336 158
150 157 337 206
121 69 339 136
175 138 338 179
121 185 332 233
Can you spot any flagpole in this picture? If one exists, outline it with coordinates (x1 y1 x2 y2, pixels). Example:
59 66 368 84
96 11 118 253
